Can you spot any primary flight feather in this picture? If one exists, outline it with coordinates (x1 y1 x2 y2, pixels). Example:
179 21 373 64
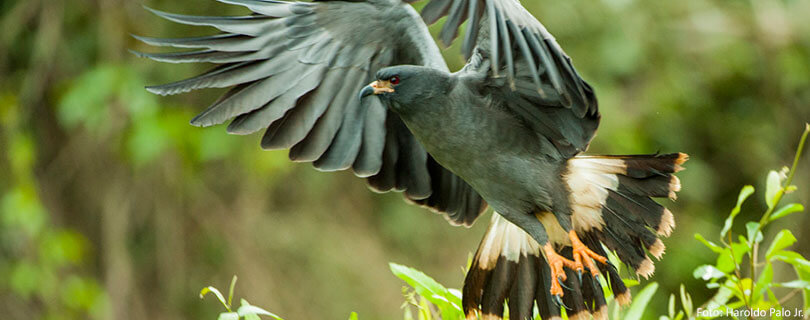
134 0 687 319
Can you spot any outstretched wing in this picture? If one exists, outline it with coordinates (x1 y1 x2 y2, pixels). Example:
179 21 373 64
461 6 599 158
418 0 596 114
133 0 486 226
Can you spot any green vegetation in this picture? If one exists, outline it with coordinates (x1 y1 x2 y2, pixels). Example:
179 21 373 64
198 126 808 319
681 125 810 319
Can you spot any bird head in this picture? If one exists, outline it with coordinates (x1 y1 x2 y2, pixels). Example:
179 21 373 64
359 65 451 113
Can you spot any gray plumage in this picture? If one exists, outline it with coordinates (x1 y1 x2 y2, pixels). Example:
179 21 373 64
136 0 686 319
134 0 484 225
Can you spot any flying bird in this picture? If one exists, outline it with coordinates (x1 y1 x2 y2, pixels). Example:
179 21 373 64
134 0 687 319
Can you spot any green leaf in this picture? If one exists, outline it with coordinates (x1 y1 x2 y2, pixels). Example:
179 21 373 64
348 312 359 320
623 278 641 288
228 276 238 310
680 284 693 318
694 265 725 280
9 261 39 299
418 296 431 320
721 185 754 238
725 278 753 303
624 282 658 320
217 312 239 320
770 203 804 222
716 241 750 273
126 116 170 166
771 250 810 272
794 266 810 313
777 280 810 289
705 283 734 312
767 288 783 320
7 133 35 177
389 263 462 320
403 307 414 320
745 222 763 244
668 294 676 318
238 299 284 320
57 65 119 132
765 170 783 209
695 234 724 253
2 186 47 238
200 286 230 311
59 275 104 312
766 230 797 259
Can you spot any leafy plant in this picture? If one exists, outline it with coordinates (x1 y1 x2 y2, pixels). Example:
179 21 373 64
200 276 284 320
200 125 809 319
666 123 810 320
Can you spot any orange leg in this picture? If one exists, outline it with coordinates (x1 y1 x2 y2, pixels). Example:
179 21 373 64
542 243 576 300
568 230 607 280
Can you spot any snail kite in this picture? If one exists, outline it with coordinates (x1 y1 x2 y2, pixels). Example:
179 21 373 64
134 0 688 319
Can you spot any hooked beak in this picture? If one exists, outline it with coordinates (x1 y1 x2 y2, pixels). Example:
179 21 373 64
359 80 395 99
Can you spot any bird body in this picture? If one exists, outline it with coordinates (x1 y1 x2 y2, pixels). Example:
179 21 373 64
135 0 687 318
387 66 563 240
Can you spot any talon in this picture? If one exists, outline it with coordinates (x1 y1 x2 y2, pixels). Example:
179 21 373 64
592 276 603 294
558 276 573 290
568 231 607 278
552 294 570 310
577 269 583 284
543 243 576 298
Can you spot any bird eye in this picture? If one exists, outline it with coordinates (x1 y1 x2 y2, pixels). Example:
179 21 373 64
389 76 400 85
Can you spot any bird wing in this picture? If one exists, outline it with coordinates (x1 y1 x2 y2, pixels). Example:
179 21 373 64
134 0 487 226
459 3 599 158
418 0 592 103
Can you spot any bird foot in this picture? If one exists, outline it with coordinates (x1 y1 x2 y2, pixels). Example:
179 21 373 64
543 243 576 309
568 230 607 282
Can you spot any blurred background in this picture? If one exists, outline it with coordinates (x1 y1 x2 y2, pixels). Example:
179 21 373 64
1 0 809 319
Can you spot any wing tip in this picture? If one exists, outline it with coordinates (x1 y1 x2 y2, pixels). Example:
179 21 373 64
190 113 218 128
128 48 146 58
145 85 177 96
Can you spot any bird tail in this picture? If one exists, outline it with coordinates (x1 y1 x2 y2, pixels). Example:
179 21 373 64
462 214 610 320
462 153 687 320
564 153 687 278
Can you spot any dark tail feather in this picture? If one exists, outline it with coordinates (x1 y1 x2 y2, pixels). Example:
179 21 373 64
582 231 631 307
565 152 687 280
560 247 592 320
463 214 607 320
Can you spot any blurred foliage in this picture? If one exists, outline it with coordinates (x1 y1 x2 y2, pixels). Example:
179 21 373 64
198 128 807 320
1 94 107 319
674 126 810 319
0 0 808 319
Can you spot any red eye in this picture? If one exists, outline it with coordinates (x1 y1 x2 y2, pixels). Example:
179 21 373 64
389 76 400 85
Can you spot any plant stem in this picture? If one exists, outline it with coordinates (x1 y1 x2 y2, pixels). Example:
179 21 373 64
749 123 809 310
759 123 810 226
779 288 802 305
728 231 754 319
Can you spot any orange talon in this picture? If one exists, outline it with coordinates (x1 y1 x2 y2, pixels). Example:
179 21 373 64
543 243 576 298
568 230 607 279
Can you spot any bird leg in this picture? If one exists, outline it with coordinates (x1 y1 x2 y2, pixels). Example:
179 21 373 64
542 243 576 304
568 230 607 282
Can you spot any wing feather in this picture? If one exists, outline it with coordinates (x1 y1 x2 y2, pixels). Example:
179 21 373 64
446 0 600 157
130 49 250 64
418 0 593 110
136 0 488 226
352 99 387 177
259 68 344 149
